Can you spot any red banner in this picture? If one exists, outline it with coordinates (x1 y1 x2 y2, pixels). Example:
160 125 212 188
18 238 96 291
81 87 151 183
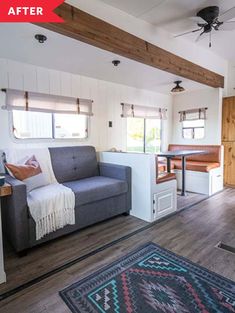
0 0 64 22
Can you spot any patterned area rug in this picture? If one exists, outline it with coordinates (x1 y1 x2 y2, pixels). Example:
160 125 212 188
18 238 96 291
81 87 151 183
60 243 235 313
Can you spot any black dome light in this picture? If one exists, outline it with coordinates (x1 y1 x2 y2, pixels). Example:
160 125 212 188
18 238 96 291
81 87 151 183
171 81 185 93
35 34 47 43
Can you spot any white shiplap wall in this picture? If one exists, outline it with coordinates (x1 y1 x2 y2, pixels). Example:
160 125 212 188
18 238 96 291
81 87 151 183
0 58 173 151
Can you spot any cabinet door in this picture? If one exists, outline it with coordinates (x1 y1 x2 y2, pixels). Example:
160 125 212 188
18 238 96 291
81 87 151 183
222 97 235 142
223 142 235 186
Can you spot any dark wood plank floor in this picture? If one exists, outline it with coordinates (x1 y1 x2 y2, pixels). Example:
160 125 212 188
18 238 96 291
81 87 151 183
0 188 235 313
1 215 147 294
177 191 208 210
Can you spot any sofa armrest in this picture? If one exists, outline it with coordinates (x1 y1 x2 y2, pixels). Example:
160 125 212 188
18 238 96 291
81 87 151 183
1 175 29 252
99 162 130 181
99 162 132 211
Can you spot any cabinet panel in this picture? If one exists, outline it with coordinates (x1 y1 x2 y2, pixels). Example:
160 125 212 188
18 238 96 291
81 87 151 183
223 142 235 186
222 97 235 142
153 189 175 220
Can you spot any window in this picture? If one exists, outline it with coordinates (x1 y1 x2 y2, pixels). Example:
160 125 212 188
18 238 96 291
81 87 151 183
182 119 205 139
12 110 88 140
127 118 161 153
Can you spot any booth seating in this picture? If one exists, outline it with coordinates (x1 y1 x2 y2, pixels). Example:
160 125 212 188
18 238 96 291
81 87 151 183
156 156 176 184
168 145 221 172
167 144 224 195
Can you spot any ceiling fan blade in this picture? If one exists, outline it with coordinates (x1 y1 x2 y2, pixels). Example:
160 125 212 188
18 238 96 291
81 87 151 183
219 7 235 22
189 16 207 24
195 31 205 43
218 21 235 31
174 28 202 38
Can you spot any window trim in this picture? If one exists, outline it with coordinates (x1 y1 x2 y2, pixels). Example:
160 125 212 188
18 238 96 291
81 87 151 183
126 117 162 153
9 111 90 143
182 120 205 140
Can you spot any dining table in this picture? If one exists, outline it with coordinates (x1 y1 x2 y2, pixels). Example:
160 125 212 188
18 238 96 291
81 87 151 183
157 150 206 196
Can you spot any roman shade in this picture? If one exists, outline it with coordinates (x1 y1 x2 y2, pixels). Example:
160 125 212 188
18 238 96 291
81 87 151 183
179 108 207 122
2 89 93 116
121 103 167 119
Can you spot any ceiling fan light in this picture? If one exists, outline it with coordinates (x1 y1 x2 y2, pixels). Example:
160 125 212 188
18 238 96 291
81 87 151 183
171 81 185 93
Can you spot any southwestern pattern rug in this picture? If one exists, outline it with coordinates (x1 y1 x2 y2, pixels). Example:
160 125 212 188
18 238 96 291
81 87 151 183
60 243 235 313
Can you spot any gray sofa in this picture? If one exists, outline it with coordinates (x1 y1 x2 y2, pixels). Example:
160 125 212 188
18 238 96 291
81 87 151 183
2 146 131 253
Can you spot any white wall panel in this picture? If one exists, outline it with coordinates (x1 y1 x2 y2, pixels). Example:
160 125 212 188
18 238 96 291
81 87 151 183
171 88 222 145
0 59 8 89
23 64 37 92
60 72 72 97
0 58 173 152
71 74 81 97
36 67 50 94
8 60 24 90
49 69 61 96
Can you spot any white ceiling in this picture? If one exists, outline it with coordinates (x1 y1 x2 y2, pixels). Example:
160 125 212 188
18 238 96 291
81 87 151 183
0 23 207 95
99 0 235 61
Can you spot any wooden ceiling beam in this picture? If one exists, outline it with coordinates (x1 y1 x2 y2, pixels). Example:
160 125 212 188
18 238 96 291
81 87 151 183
36 3 224 88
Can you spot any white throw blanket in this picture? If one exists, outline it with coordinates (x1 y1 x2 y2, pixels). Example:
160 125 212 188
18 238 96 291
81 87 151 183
6 147 75 240
27 183 75 240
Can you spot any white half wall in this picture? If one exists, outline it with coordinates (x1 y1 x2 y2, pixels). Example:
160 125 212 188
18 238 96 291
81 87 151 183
0 58 173 152
171 88 223 145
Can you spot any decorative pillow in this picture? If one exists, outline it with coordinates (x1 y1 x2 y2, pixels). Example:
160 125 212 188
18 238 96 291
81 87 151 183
5 155 48 193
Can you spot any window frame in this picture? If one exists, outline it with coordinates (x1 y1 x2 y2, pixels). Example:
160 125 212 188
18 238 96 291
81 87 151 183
182 119 205 140
126 117 162 154
9 111 90 142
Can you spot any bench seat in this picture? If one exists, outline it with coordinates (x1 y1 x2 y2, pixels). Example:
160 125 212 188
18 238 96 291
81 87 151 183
157 173 176 184
172 160 220 173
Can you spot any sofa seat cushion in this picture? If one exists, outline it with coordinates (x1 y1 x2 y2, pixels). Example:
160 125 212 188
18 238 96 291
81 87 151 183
172 160 220 173
63 176 128 206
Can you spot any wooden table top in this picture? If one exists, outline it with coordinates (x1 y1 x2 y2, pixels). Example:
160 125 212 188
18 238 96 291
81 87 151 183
0 184 12 197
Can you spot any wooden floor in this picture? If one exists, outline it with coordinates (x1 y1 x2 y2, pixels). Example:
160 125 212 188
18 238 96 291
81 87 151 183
1 188 235 313
177 191 208 210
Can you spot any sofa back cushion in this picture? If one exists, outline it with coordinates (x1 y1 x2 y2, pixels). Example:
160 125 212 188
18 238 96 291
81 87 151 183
168 144 221 163
49 146 99 183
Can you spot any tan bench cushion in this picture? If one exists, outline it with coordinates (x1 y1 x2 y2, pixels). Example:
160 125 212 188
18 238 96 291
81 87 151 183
168 144 221 163
157 173 176 184
172 160 220 173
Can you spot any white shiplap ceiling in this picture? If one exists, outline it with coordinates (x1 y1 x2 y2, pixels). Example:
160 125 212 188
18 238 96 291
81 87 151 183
99 0 235 61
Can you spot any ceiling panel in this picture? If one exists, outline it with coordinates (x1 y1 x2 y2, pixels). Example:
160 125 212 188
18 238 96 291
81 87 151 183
0 23 206 94
98 0 164 17
98 0 235 61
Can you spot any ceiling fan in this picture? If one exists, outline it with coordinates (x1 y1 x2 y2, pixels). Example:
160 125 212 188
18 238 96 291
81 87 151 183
175 6 235 47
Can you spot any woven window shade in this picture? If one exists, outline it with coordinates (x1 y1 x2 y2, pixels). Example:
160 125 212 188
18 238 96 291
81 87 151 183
121 103 167 119
2 89 93 116
179 108 207 122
